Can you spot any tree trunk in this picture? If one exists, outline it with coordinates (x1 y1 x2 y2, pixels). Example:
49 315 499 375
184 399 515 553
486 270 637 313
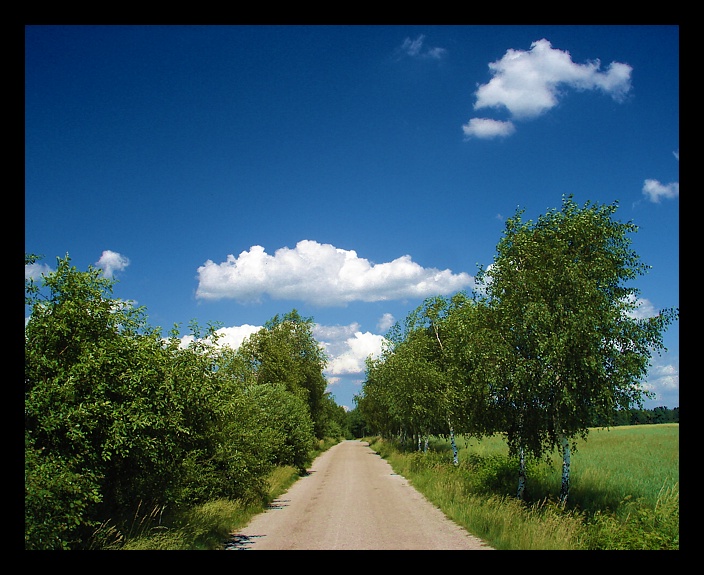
516 447 526 500
559 434 570 505
449 423 459 466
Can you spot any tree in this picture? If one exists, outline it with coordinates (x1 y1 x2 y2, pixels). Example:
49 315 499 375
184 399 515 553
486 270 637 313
443 293 509 448
236 309 330 439
25 255 281 548
25 255 188 546
478 196 678 503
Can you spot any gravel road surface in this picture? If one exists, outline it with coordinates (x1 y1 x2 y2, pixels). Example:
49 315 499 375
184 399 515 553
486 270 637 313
225 439 493 550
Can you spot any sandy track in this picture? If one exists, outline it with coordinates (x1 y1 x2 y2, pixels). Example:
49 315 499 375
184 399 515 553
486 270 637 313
225 439 493 550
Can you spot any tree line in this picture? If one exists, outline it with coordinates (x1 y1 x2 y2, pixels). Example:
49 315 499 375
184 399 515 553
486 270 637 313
25 197 678 548
591 405 679 427
355 196 678 504
24 255 347 550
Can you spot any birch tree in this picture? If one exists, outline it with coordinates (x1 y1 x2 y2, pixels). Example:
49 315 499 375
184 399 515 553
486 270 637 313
479 196 678 503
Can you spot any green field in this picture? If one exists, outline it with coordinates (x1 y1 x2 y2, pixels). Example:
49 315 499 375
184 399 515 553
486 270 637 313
369 423 679 550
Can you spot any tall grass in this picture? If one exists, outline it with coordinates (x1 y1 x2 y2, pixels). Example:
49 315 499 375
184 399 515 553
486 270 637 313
95 430 677 550
93 438 339 550
370 424 679 550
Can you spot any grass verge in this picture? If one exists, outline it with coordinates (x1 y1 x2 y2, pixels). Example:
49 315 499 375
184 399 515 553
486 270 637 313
93 437 340 550
368 426 678 550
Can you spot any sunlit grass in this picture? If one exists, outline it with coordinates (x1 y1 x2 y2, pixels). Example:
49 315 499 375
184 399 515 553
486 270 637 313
96 428 677 550
369 424 678 550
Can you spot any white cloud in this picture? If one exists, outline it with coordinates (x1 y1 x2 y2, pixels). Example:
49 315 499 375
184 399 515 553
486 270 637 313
626 295 658 320
642 179 679 203
214 324 262 349
185 320 386 384
25 262 52 280
377 312 395 333
464 38 632 138
96 250 130 278
642 357 679 408
462 118 515 139
399 34 447 60
314 323 386 376
196 240 474 306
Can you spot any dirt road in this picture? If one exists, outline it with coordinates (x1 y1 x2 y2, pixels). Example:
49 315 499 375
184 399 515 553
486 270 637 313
225 440 493 550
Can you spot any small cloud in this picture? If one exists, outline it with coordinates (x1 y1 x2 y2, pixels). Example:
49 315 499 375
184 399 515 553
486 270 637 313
398 34 447 60
314 323 386 376
462 118 515 139
642 358 679 407
377 312 395 332
624 295 661 320
474 38 632 119
25 261 52 281
96 250 130 278
642 179 679 203
463 38 632 138
214 324 262 350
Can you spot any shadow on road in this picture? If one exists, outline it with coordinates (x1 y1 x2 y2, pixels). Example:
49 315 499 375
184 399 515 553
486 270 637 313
223 533 264 550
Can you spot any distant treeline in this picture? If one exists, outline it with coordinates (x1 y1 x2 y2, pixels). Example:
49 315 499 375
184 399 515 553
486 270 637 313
346 405 679 439
590 406 679 427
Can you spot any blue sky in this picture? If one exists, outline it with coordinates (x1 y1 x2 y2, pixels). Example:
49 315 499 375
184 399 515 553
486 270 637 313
25 25 679 411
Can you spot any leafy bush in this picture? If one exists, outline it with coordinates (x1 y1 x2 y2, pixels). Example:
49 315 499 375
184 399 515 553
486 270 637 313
584 484 679 550
25 254 335 549
24 432 102 550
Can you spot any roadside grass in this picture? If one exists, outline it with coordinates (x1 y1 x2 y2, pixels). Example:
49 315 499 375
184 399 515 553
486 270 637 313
90 428 678 550
93 437 339 550
369 424 679 550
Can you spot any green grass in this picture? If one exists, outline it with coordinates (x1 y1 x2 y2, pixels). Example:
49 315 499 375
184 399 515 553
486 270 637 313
97 428 678 550
369 424 679 550
95 437 339 550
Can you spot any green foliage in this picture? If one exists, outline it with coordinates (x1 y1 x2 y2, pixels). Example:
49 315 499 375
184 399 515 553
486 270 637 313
24 254 340 549
237 310 331 439
369 431 678 550
584 485 679 550
359 196 678 505
24 431 102 550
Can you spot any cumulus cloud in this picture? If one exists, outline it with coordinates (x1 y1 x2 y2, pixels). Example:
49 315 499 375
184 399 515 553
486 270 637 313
313 323 386 376
641 150 678 203
196 240 474 306
462 118 515 139
187 320 387 385
25 261 52 280
398 34 447 60
96 250 130 278
214 324 262 350
642 359 679 407
626 295 658 320
377 312 396 333
463 38 632 139
642 179 679 203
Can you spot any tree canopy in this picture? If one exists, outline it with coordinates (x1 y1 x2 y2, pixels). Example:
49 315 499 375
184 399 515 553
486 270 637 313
359 196 678 502
24 255 333 549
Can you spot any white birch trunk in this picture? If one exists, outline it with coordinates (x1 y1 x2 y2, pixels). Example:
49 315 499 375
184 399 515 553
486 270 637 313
516 447 527 500
449 424 459 466
559 434 571 505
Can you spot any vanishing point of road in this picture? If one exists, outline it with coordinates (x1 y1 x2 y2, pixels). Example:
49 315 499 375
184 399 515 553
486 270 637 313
225 439 493 550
